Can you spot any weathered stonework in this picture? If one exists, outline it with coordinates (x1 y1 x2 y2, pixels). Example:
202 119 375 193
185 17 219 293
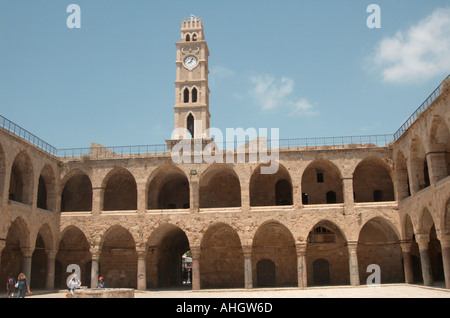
0 18 449 292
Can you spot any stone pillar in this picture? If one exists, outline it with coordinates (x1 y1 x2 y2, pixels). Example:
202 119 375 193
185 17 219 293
191 247 201 290
137 249 147 291
296 244 307 288
189 175 199 211
400 241 414 284
242 246 252 289
0 240 6 270
342 177 354 214
426 152 447 185
347 242 360 286
240 177 250 213
438 234 450 289
136 181 147 215
90 248 100 288
45 249 57 290
92 187 104 216
416 233 433 286
21 248 34 282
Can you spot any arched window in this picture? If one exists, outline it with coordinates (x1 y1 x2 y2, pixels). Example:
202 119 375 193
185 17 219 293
185 34 190 42
187 113 194 138
192 33 197 41
192 88 198 103
183 88 189 103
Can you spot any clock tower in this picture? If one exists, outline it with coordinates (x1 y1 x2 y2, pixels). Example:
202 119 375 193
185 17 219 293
171 16 211 140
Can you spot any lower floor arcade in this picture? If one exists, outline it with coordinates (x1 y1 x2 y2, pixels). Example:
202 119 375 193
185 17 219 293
1 209 449 291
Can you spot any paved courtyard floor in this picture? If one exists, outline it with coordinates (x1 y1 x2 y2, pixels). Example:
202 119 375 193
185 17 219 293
25 283 450 298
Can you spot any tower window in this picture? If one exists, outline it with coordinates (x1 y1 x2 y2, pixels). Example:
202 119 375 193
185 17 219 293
192 88 198 103
187 113 194 138
192 33 197 41
186 34 190 42
184 88 189 103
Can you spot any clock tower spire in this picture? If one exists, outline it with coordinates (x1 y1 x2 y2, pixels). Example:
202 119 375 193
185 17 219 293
172 16 211 140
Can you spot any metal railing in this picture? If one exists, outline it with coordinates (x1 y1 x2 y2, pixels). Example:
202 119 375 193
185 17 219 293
393 74 450 140
55 135 393 159
0 114 58 156
57 144 168 158
1 75 448 159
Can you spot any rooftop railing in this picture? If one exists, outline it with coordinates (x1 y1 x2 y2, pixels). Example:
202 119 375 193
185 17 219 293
1 75 448 159
0 114 58 156
393 74 450 140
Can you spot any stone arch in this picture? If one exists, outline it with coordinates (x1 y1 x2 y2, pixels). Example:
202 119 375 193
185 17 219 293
31 223 55 289
306 220 349 286
252 220 296 287
147 165 190 210
301 158 343 204
56 225 91 288
99 225 137 288
250 163 293 206
429 115 450 181
199 164 241 208
403 213 422 283
200 222 244 289
0 217 31 289
8 150 34 205
394 150 410 200
445 198 450 234
410 135 430 193
353 156 394 202
37 164 56 211
102 167 137 211
60 169 93 212
357 217 403 284
418 208 437 234
146 223 190 288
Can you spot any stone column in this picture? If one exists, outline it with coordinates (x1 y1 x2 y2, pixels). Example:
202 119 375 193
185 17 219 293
45 249 57 290
92 187 104 216
0 240 6 270
416 233 433 286
21 248 34 282
347 242 360 286
342 177 354 215
240 177 250 213
400 241 414 284
137 249 147 291
189 175 199 211
426 152 447 185
90 248 100 288
296 244 307 288
438 234 450 289
242 246 252 289
191 247 201 290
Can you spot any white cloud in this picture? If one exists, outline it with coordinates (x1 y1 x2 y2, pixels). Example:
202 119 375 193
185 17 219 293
210 65 236 85
249 74 317 117
372 7 450 83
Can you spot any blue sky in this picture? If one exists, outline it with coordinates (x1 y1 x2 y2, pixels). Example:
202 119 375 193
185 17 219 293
1 0 449 149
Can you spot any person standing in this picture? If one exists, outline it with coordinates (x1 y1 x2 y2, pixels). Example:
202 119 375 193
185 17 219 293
16 273 31 298
6 273 16 298
67 274 81 297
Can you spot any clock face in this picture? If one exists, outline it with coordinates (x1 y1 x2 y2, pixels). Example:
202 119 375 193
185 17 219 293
184 55 198 69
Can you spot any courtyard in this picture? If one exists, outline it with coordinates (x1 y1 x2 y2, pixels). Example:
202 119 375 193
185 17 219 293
25 283 450 298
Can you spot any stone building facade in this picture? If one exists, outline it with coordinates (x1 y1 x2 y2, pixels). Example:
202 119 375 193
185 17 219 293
0 18 449 292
